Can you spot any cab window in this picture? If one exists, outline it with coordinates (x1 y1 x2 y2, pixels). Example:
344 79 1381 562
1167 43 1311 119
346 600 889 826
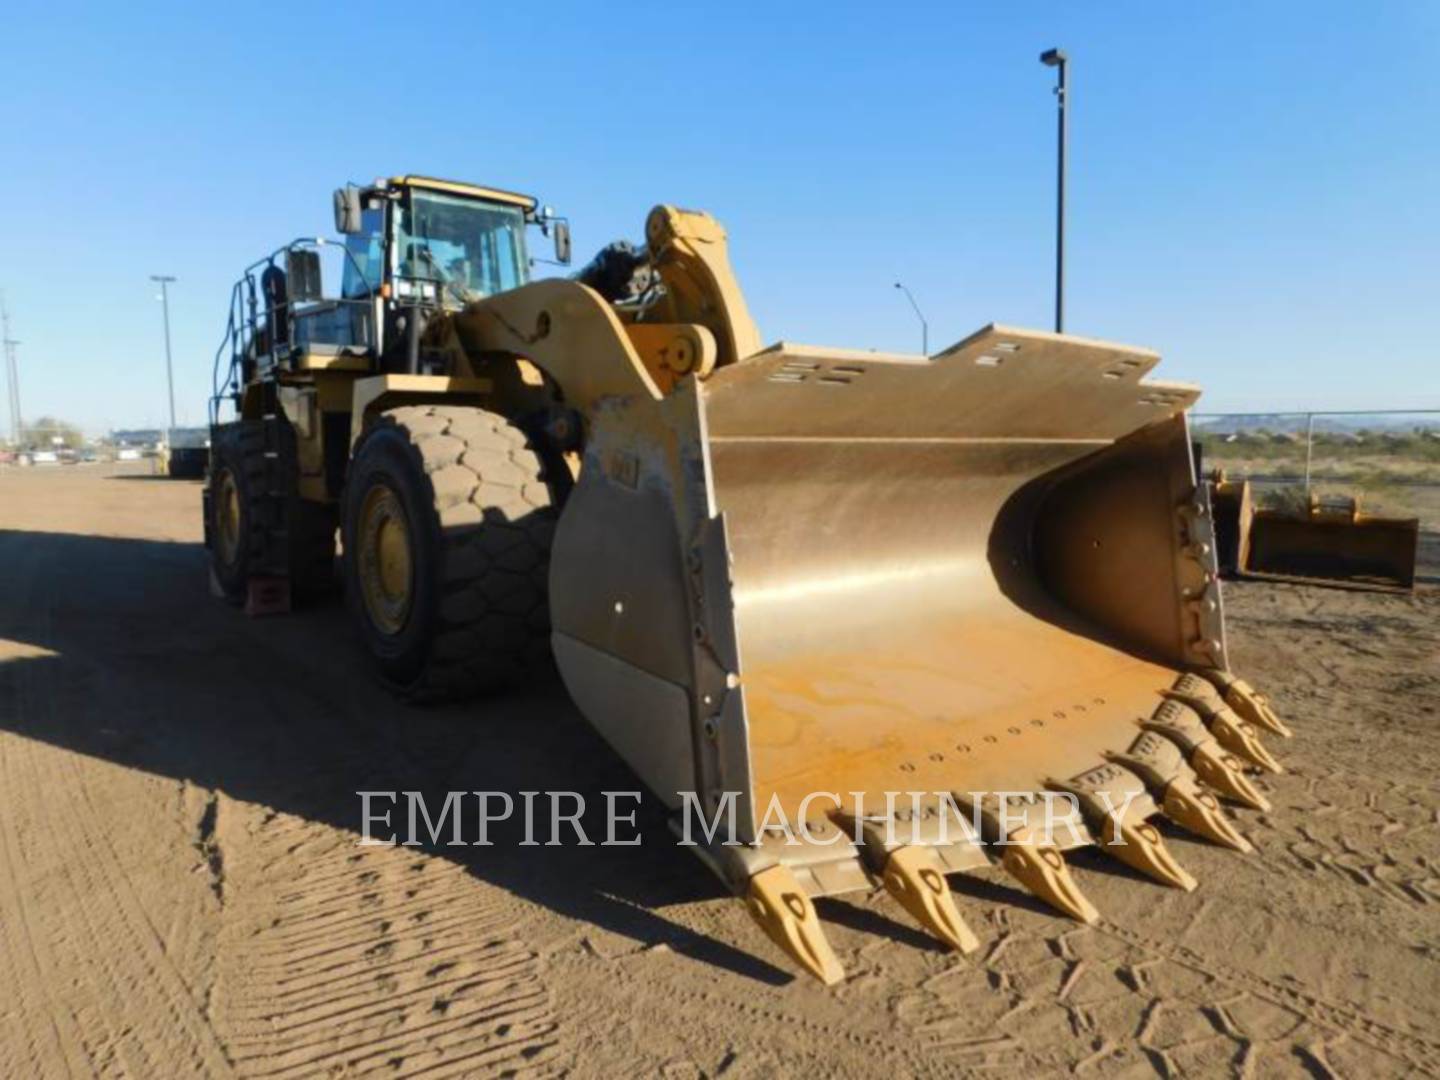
397 190 529 305
342 207 384 298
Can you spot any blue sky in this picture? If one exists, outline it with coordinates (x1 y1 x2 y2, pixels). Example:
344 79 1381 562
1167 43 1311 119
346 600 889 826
2 1 1437 434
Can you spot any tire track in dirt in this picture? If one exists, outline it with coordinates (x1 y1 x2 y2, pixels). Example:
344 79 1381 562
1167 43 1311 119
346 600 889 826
0 739 91 1080
1237 761 1440 910
1097 920 1440 1073
217 808 565 1079
0 541 234 1078
882 911 1253 1078
859 896 1434 1078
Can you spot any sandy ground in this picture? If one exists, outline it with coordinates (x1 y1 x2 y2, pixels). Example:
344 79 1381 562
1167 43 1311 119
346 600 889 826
1 463 1437 1079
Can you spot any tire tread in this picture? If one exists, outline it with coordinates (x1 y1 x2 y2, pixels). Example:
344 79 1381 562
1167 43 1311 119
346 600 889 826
364 404 555 701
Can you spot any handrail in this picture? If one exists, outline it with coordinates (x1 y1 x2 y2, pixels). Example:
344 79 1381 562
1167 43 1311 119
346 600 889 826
209 238 377 424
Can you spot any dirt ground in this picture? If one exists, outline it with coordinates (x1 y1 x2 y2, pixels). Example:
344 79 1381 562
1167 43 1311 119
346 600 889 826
1 463 1437 1079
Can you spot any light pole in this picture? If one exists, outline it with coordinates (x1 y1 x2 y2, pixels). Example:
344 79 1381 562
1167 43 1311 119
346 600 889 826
151 275 177 446
893 281 929 355
0 291 20 447
1040 47 1068 334
4 340 19 447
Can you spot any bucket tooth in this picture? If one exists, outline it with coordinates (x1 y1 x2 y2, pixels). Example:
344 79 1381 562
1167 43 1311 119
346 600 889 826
1229 687 1292 739
1144 699 1272 811
881 846 980 954
1053 760 1198 892
1109 732 1252 851
746 865 845 985
1107 728 1190 794
1205 709 1283 774
1160 775 1252 852
1097 811 1197 891
1166 677 1283 774
1201 670 1292 738
998 829 1100 925
1188 742 1272 812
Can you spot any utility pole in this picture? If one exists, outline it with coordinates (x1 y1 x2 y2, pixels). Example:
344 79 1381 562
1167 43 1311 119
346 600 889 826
0 292 20 448
151 275 177 445
1040 48 1068 333
893 281 929 355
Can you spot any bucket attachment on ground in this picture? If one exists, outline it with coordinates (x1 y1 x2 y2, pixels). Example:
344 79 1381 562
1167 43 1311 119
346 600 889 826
534 312 1287 982
1208 472 1419 592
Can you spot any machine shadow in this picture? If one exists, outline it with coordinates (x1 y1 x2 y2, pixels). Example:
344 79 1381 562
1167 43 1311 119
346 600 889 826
0 528 790 985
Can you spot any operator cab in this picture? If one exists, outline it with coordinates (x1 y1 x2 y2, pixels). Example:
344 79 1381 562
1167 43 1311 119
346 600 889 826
336 176 568 307
327 175 570 373
212 176 570 418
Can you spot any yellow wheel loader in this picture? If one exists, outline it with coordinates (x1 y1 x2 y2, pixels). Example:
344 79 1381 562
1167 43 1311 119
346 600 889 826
205 175 1291 983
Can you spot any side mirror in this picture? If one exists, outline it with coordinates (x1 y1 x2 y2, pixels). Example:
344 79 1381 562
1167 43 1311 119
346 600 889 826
333 186 364 235
553 220 572 265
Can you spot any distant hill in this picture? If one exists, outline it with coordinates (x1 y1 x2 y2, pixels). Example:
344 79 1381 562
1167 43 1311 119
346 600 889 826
1192 413 1439 436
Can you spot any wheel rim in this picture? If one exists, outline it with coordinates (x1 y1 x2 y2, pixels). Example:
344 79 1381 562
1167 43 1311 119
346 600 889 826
215 467 242 567
357 482 414 636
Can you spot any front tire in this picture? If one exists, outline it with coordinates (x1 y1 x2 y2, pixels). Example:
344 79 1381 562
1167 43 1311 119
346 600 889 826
343 405 557 700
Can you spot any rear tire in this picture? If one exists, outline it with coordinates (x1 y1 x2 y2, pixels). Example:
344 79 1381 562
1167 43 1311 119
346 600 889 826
206 421 336 602
207 424 267 602
342 405 556 701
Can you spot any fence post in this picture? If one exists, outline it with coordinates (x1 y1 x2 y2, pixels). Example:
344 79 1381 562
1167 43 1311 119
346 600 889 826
1303 413 1315 496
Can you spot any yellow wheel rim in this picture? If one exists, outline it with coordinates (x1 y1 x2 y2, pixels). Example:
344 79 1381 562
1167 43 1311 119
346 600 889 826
358 483 413 636
215 467 242 566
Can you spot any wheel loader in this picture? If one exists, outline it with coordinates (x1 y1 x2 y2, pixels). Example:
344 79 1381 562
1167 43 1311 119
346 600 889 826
205 174 1292 984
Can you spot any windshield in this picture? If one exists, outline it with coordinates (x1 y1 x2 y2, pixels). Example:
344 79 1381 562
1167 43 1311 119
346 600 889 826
397 190 529 303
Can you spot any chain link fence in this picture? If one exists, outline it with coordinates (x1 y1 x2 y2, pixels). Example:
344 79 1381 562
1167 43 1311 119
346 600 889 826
1192 410 1440 583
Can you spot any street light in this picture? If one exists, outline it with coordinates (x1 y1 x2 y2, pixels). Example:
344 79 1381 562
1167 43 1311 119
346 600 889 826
0 291 20 447
4 339 19 448
150 275 177 446
1040 47 1068 334
893 282 929 355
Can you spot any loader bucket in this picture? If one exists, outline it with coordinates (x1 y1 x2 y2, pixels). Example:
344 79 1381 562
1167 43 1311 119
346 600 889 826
697 328 1236 821
1245 498 1419 591
546 321 1286 981
1206 473 1419 592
